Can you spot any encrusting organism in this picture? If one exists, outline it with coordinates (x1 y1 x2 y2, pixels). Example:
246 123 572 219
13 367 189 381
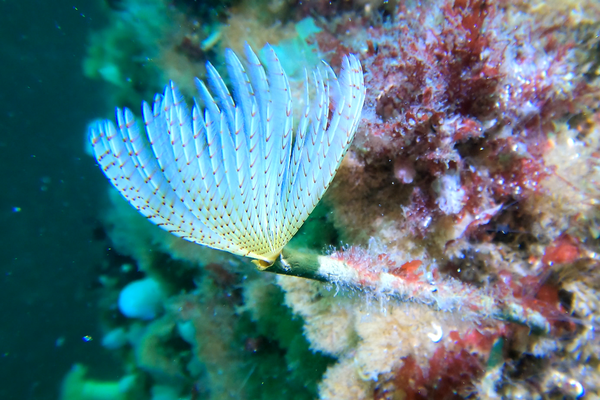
89 43 366 268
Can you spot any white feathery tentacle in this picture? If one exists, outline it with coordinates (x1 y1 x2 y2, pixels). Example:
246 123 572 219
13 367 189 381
223 50 264 248
89 44 365 265
243 44 272 251
264 46 294 247
89 108 240 254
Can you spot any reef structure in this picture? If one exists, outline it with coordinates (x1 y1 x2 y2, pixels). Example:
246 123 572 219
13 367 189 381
70 0 600 399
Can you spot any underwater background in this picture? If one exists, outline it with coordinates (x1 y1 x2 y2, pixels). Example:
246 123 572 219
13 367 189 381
3 0 600 399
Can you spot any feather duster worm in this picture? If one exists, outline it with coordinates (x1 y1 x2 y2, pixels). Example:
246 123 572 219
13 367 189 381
89 43 365 267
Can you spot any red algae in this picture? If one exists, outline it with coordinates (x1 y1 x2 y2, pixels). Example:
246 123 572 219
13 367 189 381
542 235 581 266
374 329 497 400
320 0 595 245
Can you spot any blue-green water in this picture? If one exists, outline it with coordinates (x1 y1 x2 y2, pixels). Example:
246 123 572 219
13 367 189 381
0 2 119 398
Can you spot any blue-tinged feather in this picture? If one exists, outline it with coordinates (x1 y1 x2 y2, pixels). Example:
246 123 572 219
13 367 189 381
89 44 365 265
242 45 272 246
262 45 293 244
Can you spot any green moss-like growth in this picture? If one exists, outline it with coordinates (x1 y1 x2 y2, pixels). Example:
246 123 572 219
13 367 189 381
236 281 335 399
172 0 242 21
83 21 162 111
165 267 333 399
83 0 178 110
288 202 339 253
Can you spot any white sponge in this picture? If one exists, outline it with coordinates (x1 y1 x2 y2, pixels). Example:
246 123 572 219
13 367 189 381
118 277 164 320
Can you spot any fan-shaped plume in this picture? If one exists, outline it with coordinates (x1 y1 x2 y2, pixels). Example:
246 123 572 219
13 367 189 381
89 43 365 267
